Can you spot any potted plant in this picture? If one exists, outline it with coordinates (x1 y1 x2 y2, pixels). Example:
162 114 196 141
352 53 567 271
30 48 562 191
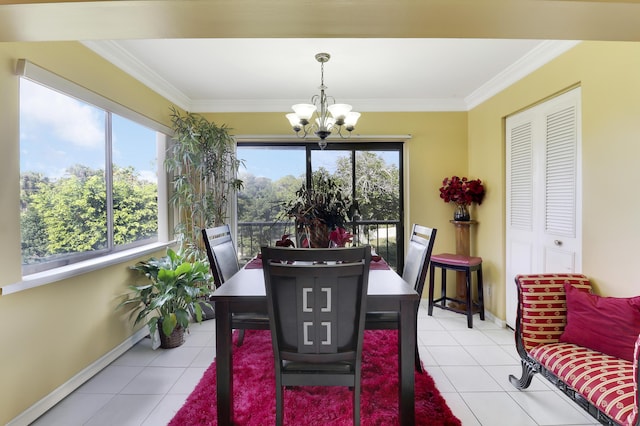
280 174 353 248
166 107 243 318
166 106 243 260
119 248 212 348
439 176 485 221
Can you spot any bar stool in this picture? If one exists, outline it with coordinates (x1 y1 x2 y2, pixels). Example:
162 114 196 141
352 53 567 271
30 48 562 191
428 253 485 328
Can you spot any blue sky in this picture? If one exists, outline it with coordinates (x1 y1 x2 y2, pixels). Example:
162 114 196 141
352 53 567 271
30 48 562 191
20 78 398 186
20 79 157 183
237 147 306 180
237 146 399 181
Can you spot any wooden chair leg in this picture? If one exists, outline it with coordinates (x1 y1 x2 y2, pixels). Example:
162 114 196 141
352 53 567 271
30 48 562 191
428 265 436 316
236 329 246 346
477 265 485 321
353 379 361 425
440 267 447 307
276 379 283 426
465 269 473 328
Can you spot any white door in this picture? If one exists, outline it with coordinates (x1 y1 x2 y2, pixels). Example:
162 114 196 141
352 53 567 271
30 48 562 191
505 88 582 329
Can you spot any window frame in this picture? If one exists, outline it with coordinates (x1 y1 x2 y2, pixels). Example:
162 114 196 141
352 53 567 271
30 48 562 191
16 59 171 278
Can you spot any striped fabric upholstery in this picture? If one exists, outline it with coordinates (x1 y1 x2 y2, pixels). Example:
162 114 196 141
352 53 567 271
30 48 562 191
530 343 636 426
633 336 640 426
515 273 592 353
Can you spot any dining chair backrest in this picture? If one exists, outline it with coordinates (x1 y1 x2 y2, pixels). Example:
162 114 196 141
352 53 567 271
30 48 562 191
260 245 372 425
261 246 371 360
402 224 437 297
202 224 240 288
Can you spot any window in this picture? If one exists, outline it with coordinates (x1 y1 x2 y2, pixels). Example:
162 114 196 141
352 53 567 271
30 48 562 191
236 142 404 270
18 60 169 275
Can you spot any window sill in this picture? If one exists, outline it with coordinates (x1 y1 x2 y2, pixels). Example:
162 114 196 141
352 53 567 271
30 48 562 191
1 242 173 296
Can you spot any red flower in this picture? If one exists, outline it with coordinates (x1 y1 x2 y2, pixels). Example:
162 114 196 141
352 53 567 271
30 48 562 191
439 176 485 206
275 234 295 247
329 227 353 247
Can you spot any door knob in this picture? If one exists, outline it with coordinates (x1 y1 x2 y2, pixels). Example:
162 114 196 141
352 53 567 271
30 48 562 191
554 240 562 246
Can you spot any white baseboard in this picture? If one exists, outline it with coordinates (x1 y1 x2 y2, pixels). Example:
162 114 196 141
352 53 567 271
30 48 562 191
484 309 507 328
7 327 149 426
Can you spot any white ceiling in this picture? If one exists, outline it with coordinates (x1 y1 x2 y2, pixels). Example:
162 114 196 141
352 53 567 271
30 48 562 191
83 38 580 113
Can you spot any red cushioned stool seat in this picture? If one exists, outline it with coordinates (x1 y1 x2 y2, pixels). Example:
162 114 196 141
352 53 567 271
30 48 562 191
428 253 485 328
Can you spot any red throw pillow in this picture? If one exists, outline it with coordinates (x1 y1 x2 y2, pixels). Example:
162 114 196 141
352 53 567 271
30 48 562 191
560 282 640 362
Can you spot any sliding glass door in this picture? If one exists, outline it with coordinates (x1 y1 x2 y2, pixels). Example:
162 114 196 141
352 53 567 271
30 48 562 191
236 142 404 270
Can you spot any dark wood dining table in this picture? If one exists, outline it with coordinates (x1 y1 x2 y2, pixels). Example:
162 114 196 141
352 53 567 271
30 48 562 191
211 259 419 425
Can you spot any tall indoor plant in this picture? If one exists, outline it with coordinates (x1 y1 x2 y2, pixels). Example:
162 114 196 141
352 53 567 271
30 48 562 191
166 106 243 260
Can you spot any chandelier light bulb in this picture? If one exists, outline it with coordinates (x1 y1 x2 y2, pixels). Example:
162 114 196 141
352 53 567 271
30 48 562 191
328 103 352 124
291 104 316 122
344 112 361 130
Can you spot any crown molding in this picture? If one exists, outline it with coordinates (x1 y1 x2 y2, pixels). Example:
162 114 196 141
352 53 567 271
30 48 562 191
83 39 581 113
81 40 191 111
465 40 581 109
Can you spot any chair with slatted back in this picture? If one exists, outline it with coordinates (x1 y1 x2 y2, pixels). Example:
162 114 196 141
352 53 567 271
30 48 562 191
365 224 437 373
261 245 371 426
202 225 269 345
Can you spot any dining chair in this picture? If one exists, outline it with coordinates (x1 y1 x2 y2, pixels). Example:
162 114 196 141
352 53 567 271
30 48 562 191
202 225 269 345
365 224 437 373
261 245 372 426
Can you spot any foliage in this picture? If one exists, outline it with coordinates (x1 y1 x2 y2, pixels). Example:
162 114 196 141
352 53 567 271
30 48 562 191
119 248 212 337
334 151 399 220
280 174 352 231
236 150 400 256
166 107 243 260
439 176 485 206
20 165 157 265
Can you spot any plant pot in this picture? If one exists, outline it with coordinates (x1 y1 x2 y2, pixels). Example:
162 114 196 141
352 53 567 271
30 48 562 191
309 223 330 248
158 323 185 349
195 299 215 321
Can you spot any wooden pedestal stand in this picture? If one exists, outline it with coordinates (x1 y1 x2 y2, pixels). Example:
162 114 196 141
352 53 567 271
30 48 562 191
450 220 477 309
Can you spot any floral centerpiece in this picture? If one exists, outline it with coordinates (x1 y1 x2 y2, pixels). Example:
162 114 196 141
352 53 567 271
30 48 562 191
329 227 353 247
439 176 485 221
281 175 352 248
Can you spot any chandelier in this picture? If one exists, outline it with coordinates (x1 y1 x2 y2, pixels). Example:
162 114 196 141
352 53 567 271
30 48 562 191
286 53 360 149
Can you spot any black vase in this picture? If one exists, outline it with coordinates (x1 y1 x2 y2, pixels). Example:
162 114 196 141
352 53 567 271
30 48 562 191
453 204 470 221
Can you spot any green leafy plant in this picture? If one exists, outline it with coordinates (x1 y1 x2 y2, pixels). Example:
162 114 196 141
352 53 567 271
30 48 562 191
279 175 353 247
281 175 352 230
119 248 212 338
166 107 243 260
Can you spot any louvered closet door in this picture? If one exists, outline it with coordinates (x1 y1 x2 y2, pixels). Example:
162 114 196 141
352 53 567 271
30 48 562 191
505 88 582 329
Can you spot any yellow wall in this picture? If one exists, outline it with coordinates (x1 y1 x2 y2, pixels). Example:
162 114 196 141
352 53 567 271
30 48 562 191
0 42 171 423
3 38 640 424
210 111 469 257
469 41 640 319
0 42 469 423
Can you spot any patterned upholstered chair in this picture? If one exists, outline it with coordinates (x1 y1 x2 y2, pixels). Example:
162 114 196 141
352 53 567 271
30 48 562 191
509 273 639 426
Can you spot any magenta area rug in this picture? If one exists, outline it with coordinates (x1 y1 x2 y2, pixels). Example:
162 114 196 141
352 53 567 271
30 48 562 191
170 329 461 426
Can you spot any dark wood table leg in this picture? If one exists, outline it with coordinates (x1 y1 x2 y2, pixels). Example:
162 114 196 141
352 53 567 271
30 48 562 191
399 299 416 426
215 301 233 426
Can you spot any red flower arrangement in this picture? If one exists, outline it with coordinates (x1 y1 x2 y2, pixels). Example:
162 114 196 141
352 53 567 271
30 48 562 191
439 176 485 206
329 227 353 247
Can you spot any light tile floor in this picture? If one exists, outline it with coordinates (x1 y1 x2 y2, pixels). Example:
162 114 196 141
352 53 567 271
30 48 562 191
32 303 600 426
